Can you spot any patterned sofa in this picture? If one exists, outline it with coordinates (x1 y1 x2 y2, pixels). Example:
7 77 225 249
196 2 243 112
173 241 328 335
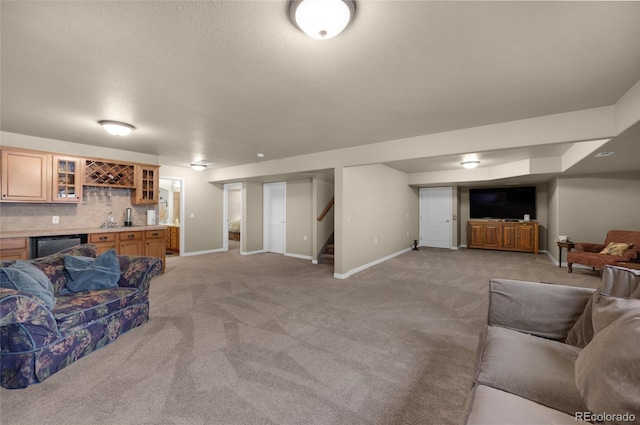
567 230 640 273
0 244 162 389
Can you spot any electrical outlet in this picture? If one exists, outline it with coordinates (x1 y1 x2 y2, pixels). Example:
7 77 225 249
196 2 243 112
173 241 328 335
52 216 59 224
190 213 195 218
374 237 378 244
304 235 308 241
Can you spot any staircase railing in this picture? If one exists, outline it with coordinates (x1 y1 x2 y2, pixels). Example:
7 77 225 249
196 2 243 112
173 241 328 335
317 197 334 221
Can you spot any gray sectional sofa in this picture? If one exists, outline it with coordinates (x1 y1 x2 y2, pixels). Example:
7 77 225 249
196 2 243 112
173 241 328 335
465 265 640 424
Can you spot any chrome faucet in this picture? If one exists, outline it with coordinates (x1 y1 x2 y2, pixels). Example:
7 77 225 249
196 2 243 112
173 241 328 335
101 211 118 228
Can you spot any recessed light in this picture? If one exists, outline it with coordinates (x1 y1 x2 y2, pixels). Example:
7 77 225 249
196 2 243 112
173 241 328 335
257 153 265 158
98 120 135 136
595 151 614 158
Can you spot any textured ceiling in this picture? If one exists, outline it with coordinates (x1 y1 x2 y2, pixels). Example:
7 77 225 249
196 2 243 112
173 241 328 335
1 1 640 176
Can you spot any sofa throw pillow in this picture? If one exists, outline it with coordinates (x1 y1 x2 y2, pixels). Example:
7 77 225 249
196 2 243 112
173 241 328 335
565 266 640 347
0 261 56 309
575 311 640 422
592 294 640 334
63 249 121 293
599 242 632 256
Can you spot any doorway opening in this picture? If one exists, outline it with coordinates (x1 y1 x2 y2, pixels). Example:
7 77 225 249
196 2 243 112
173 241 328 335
159 178 183 256
224 183 242 252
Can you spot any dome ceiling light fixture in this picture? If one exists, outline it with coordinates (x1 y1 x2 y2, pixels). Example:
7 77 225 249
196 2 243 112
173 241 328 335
190 164 207 172
461 160 480 169
98 120 136 136
289 0 357 40
190 159 215 172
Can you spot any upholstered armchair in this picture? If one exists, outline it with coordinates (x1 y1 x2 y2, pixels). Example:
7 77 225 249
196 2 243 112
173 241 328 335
567 230 640 273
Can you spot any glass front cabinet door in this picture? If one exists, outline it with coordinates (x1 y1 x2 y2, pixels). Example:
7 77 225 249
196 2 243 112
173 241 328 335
132 165 160 205
52 155 82 203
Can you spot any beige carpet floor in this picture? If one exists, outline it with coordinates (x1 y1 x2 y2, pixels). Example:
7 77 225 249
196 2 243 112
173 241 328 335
0 247 600 425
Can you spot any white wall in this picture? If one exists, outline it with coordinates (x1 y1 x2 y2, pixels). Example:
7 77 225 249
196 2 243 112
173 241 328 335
228 185 242 223
160 165 222 254
242 181 263 253
338 164 419 277
555 172 640 244
285 179 313 258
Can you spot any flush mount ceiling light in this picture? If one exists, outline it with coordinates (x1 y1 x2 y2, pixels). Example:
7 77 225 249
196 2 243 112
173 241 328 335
595 151 615 157
190 159 215 172
98 120 136 136
190 164 207 172
289 0 357 40
461 161 480 169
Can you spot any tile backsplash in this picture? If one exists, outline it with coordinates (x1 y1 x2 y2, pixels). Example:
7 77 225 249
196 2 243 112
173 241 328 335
0 188 157 232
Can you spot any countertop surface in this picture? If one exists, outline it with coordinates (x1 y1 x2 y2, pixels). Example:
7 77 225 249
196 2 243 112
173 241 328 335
0 225 168 239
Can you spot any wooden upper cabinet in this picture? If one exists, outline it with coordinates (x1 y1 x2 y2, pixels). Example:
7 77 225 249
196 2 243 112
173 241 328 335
52 155 82 203
1 148 159 204
1 149 51 202
132 165 159 205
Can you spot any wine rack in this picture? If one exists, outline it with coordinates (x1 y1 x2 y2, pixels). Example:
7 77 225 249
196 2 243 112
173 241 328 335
84 160 135 188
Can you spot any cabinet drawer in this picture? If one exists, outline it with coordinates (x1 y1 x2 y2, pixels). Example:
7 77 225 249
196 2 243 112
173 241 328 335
0 237 28 250
90 233 116 243
145 230 165 239
119 231 142 241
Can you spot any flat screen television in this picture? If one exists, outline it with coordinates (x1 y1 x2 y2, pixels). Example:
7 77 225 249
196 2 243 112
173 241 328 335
469 186 536 220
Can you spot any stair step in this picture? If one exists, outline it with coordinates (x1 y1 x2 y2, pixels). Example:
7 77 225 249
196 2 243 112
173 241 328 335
319 253 335 264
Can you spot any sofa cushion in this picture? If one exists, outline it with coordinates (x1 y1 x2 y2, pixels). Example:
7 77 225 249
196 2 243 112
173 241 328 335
599 242 632 256
53 287 139 333
464 385 577 425
592 294 640 334
575 311 640 421
63 249 120 293
0 261 56 309
476 326 586 415
28 244 99 295
566 266 640 347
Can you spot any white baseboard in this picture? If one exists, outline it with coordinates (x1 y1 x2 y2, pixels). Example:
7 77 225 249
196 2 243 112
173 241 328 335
241 249 266 256
546 251 560 266
312 259 318 264
181 248 226 257
545 251 592 269
285 253 313 261
334 247 412 279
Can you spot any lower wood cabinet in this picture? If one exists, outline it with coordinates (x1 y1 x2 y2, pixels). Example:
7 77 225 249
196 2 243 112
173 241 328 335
0 237 29 261
89 228 166 271
166 226 179 254
89 233 117 255
467 220 539 254
144 230 166 271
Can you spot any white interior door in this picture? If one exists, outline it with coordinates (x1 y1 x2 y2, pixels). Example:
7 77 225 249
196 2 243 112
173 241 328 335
420 187 452 249
264 182 286 254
